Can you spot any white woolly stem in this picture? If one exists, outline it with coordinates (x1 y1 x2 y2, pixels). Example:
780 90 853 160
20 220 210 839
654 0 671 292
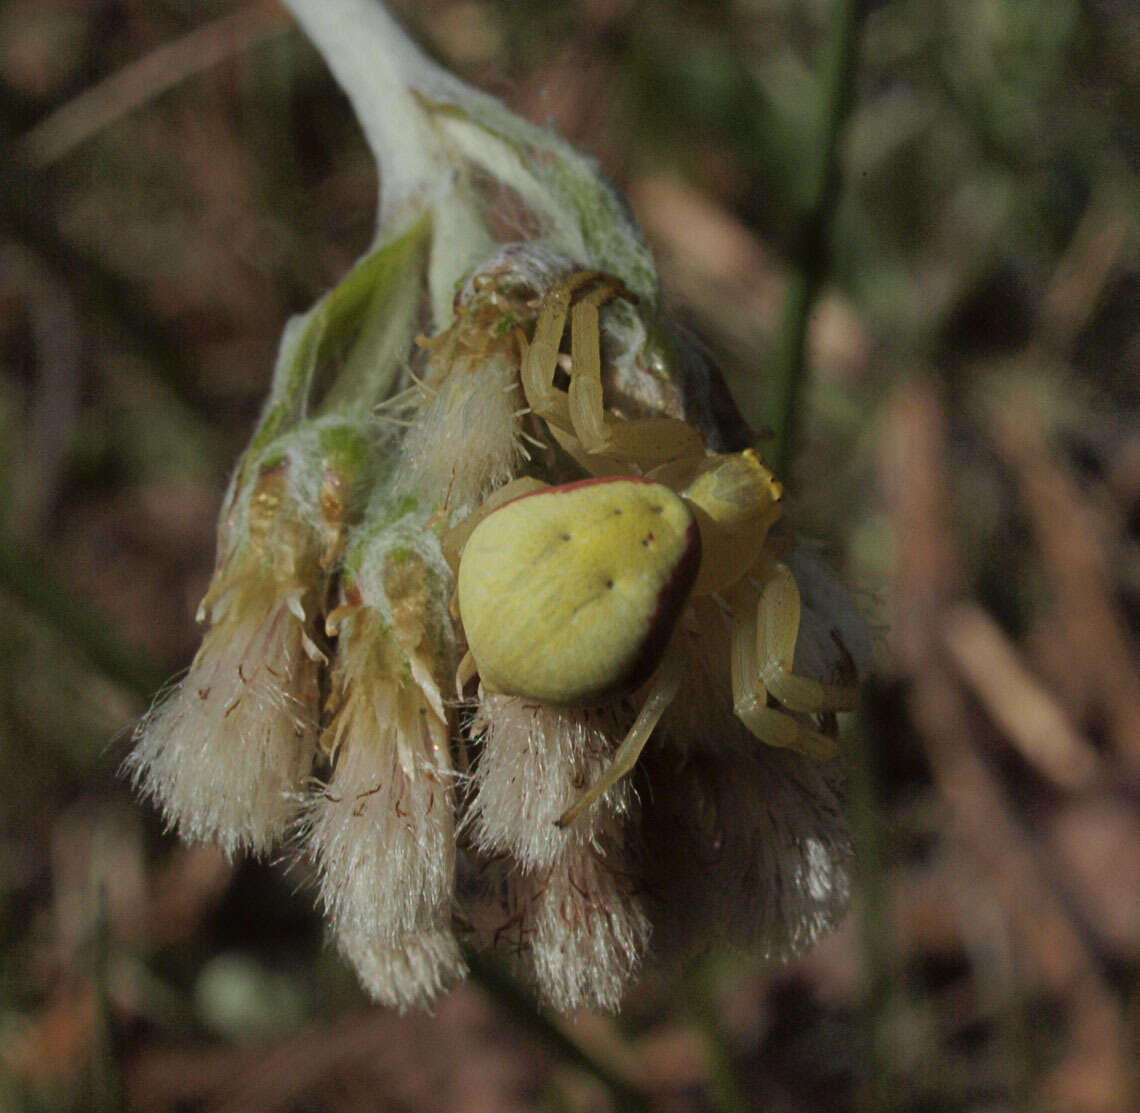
280 0 457 230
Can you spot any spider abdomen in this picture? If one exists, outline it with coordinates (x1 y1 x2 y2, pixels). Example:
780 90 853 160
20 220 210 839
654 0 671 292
457 477 701 706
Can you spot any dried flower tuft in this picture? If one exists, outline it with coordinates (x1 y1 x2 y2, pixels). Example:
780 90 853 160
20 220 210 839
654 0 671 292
126 419 372 856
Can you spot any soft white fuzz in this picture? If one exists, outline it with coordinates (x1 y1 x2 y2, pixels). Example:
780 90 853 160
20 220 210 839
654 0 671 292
337 926 467 1012
641 743 850 962
522 839 651 1013
467 694 632 870
465 692 649 1011
396 344 523 513
126 581 319 858
304 605 455 948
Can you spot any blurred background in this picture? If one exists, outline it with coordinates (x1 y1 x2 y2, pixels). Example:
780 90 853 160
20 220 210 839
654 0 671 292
1 0 1138 1110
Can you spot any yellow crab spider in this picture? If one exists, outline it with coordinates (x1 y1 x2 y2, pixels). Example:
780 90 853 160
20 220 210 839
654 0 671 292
452 272 859 827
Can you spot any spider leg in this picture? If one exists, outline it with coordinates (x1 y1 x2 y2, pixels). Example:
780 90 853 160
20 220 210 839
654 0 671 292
754 562 860 713
729 577 844 761
556 648 684 828
733 700 839 761
520 271 600 430
455 650 478 699
567 288 704 466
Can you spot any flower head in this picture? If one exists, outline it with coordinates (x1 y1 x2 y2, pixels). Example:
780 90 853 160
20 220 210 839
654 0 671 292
301 488 463 1008
126 419 372 856
126 0 872 1013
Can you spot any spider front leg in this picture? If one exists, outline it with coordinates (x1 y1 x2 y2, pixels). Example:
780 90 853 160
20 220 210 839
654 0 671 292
563 282 702 465
519 271 601 433
566 285 704 466
521 272 703 470
556 648 684 828
729 564 859 761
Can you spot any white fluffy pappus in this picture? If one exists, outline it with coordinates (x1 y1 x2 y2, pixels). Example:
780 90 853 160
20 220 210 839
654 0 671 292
303 604 457 973
335 924 467 1012
466 693 634 870
125 584 320 858
462 692 650 1012
639 742 850 962
520 838 651 1014
395 342 524 513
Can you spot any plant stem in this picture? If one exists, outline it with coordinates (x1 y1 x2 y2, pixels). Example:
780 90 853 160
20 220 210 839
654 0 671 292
464 949 654 1113
773 0 867 478
280 0 456 232
682 956 751 1113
